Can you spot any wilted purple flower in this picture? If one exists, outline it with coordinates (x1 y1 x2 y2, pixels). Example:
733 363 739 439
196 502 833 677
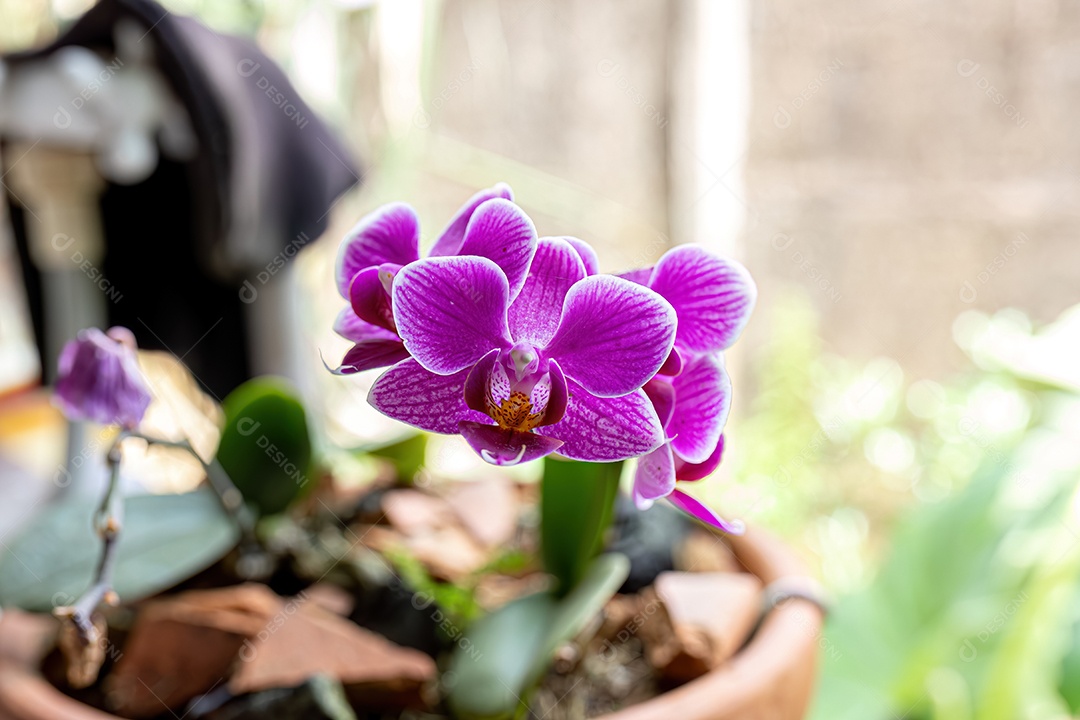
329 183 538 374
368 237 677 465
55 327 152 429
625 245 756 532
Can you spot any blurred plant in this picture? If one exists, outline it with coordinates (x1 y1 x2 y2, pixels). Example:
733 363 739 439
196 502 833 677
727 294 1080 719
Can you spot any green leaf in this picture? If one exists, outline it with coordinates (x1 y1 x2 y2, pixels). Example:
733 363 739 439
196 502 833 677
217 377 313 516
369 433 428 483
447 553 629 720
540 457 622 595
0 486 239 612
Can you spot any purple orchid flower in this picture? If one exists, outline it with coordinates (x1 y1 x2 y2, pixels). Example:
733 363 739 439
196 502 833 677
329 183 539 374
367 237 678 466
621 245 756 533
54 326 152 429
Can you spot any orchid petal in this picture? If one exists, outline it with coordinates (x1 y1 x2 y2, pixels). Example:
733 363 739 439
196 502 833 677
333 308 397 343
349 266 397 333
543 381 665 461
393 257 512 375
335 203 420 297
633 443 676 509
464 349 500 414
657 347 683 376
430 183 514 258
458 199 538 300
558 236 599 275
668 354 731 464
545 276 677 397
458 421 563 466
367 359 486 434
643 378 676 431
675 435 725 482
327 339 410 375
667 490 744 534
618 267 653 286
648 246 756 353
508 238 586 346
539 359 568 426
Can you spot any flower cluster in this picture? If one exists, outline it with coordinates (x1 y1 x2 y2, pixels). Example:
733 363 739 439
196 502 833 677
330 184 755 530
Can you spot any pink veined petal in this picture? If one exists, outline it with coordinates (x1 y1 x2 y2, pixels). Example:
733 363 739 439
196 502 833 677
508 238 586 346
458 421 563 466
657 347 683 376
643 378 676 431
618 267 653 286
333 307 398 343
539 359 568 426
667 489 745 534
668 354 731 464
430 183 514 258
648 245 757 353
632 443 676 510
350 266 397 333
335 203 420 297
326 339 411 375
558 237 599 275
674 435 725 482
458 199 538 301
545 275 677 398
542 381 665 462
392 256 513 375
367 359 487 434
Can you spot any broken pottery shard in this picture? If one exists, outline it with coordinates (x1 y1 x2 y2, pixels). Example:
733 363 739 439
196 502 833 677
641 572 762 683
229 602 435 711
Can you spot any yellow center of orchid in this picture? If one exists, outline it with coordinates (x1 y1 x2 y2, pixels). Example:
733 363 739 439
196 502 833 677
487 391 546 432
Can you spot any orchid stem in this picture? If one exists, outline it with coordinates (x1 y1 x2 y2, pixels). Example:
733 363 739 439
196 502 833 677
125 432 255 543
59 430 128 645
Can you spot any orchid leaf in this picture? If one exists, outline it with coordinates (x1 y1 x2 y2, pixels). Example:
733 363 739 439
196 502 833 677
447 553 629 720
540 457 622 595
0 486 238 612
217 377 312 516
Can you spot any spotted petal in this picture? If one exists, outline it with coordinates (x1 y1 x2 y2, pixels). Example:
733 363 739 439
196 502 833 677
545 276 676 398
668 354 731 464
508 238 586 346
459 421 563 466
430 183 514 257
367 359 486 434
542 381 665 461
393 257 513 375
458 199 538 300
335 203 420 297
648 246 756 353
632 443 676 509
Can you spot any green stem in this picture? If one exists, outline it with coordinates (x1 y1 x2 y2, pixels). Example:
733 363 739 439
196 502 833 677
539 458 623 596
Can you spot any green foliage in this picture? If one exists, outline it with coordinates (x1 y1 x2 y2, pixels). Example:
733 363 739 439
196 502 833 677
217 377 313 516
0 486 239 611
369 433 429 484
540 457 622 596
446 553 630 720
386 547 483 629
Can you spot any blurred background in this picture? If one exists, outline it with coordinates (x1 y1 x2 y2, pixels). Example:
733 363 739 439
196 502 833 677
1 1 1079 718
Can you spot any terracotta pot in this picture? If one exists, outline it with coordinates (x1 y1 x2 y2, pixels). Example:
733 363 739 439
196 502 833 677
0 526 822 720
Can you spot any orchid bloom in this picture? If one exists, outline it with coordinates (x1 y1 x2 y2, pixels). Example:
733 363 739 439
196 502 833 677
367 237 678 466
330 183 538 374
55 326 152 429
622 246 757 532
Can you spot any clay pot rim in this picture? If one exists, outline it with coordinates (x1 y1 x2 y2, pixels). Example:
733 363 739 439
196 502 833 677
0 524 822 720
